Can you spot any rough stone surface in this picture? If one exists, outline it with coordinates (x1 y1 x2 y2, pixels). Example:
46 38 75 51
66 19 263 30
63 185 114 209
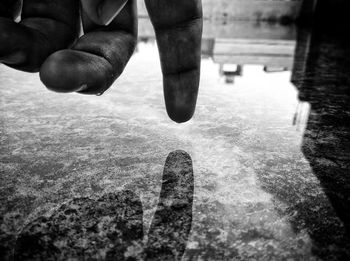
1 21 350 260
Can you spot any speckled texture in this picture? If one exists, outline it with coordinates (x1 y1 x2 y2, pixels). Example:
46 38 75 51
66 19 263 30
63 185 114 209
14 192 144 260
12 150 193 261
1 21 350 260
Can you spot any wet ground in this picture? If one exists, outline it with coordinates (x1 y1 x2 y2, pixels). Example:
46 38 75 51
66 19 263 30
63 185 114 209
1 20 350 260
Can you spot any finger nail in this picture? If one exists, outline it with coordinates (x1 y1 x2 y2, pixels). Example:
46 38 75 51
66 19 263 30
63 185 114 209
76 84 88 92
81 0 128 26
97 0 128 25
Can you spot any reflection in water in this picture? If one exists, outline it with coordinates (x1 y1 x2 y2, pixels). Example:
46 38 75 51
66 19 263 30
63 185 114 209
1 12 350 261
296 25 350 259
257 24 350 260
146 150 193 260
212 37 295 84
14 151 193 260
138 18 297 85
202 21 296 84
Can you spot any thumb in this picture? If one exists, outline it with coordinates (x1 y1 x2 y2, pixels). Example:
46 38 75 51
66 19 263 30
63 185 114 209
80 0 128 25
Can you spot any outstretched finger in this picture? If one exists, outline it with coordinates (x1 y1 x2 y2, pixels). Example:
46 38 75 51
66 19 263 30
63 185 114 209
40 0 137 95
145 0 203 123
0 0 80 72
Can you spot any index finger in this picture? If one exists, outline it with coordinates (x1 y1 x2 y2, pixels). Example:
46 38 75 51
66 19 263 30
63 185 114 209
145 0 203 123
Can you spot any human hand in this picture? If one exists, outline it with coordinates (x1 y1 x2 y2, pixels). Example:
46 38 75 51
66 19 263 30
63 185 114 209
0 0 203 123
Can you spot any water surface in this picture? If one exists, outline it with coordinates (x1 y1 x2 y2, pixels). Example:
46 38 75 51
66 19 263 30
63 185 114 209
1 20 349 260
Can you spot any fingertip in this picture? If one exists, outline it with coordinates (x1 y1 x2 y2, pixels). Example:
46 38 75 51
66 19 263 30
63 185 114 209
165 95 197 124
40 50 113 94
40 51 82 93
166 106 195 123
163 70 200 123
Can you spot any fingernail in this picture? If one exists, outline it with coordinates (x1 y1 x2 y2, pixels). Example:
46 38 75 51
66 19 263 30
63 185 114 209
76 84 88 92
97 0 128 25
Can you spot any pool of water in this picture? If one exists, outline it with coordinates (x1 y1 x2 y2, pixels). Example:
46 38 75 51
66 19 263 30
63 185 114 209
1 20 349 260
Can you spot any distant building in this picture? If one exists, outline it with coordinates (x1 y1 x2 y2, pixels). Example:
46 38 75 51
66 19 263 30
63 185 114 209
137 0 317 22
214 38 296 71
136 0 316 84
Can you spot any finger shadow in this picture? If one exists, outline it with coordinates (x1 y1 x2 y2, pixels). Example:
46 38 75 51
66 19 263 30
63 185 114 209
14 150 194 261
146 150 194 261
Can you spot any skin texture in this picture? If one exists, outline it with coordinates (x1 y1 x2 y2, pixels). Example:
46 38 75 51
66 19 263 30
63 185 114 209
40 0 138 95
145 0 203 122
0 0 203 123
0 0 80 72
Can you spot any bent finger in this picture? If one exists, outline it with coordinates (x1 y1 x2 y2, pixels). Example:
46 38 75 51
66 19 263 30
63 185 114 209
40 0 137 95
0 0 80 72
